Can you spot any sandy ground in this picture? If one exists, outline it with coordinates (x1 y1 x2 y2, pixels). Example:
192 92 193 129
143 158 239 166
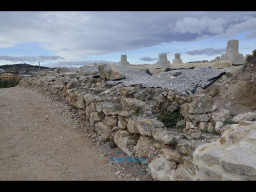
0 87 122 181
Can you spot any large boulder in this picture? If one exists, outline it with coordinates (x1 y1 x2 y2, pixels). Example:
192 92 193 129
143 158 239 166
98 63 122 80
193 121 256 180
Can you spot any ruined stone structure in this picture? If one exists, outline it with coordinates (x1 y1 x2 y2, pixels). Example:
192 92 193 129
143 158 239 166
173 53 183 64
118 55 130 67
156 53 170 68
221 40 244 64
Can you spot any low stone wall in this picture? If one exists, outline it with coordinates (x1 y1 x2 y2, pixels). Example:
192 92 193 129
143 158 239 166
19 70 231 180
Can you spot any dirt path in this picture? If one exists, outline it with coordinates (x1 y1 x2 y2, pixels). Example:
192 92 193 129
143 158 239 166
0 87 122 180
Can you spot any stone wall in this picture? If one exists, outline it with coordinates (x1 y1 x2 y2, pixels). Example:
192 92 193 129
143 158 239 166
19 69 231 180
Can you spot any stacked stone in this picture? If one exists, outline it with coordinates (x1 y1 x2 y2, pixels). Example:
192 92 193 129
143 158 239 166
118 55 130 67
19 65 256 181
221 40 244 64
172 53 183 64
155 53 170 68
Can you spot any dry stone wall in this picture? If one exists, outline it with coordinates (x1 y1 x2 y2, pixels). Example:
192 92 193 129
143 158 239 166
19 69 233 180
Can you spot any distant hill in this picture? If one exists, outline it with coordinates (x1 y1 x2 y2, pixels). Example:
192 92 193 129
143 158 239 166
0 63 53 72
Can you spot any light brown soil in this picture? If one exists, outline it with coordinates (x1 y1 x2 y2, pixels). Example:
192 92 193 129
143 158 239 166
0 87 122 181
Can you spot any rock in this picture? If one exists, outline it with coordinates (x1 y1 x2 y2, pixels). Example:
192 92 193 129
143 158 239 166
188 94 216 114
160 148 183 163
207 122 214 133
148 155 177 181
180 103 189 117
173 163 195 181
66 78 79 89
113 130 137 156
175 94 186 105
176 119 185 128
102 116 118 127
76 92 86 109
96 102 121 115
136 117 164 137
121 98 146 111
90 112 104 125
117 111 134 117
215 121 224 133
167 90 175 102
95 122 112 142
232 112 256 123
186 121 195 129
127 116 139 134
84 93 103 103
151 128 178 145
212 109 231 122
167 102 179 112
133 136 158 161
199 122 207 132
177 139 204 156
118 116 128 129
98 63 122 80
193 121 256 180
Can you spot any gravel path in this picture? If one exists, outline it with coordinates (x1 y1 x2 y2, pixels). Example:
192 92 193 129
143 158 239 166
0 87 121 180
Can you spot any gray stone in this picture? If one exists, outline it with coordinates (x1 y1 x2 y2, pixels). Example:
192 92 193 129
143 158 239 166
96 102 120 115
98 63 122 80
84 93 103 103
76 92 86 109
113 130 137 156
221 149 256 179
102 116 118 127
118 116 128 129
133 136 158 161
232 112 256 123
121 98 146 111
151 128 178 145
212 109 231 122
148 155 176 181
188 94 216 114
127 116 139 134
160 148 183 163
95 122 112 142
66 78 79 89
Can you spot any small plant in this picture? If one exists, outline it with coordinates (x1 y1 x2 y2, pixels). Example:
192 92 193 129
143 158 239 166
91 79 97 84
246 49 256 64
105 83 113 89
170 138 178 150
157 110 183 129
223 118 236 125
133 107 142 115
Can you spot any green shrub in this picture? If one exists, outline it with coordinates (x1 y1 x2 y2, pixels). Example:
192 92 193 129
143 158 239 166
157 110 183 129
246 49 256 64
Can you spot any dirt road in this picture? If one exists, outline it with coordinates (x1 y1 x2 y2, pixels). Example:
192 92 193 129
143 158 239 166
0 87 121 180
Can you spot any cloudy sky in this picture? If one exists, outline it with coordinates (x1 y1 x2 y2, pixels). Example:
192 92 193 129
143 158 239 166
0 11 256 67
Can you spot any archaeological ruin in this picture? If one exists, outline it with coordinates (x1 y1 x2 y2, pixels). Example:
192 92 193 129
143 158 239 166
221 40 245 64
155 53 170 68
172 53 183 64
118 55 130 67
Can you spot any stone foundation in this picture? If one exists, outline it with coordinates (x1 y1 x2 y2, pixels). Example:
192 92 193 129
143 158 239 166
19 69 233 180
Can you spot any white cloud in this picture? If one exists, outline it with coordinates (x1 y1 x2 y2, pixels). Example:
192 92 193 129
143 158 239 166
174 16 226 35
223 16 256 38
